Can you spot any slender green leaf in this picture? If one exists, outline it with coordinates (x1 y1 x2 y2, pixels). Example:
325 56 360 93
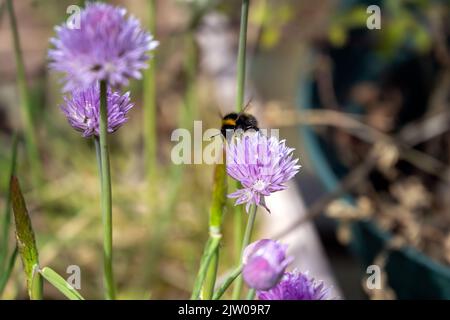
0 246 18 295
10 176 42 299
0 135 19 272
190 236 221 300
202 249 219 300
143 0 158 183
146 163 183 282
39 267 84 300
213 265 242 300
6 0 42 184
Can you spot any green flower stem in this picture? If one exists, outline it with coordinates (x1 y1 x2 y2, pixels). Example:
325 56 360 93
145 163 183 283
233 195 245 260
146 28 196 282
202 250 219 299
183 29 197 123
98 80 116 300
203 159 228 298
235 0 250 112
145 17 198 285
233 0 250 285
190 235 221 300
143 0 157 184
213 265 243 300
6 0 41 185
232 204 257 299
193 160 227 300
94 137 103 188
208 162 228 231
246 288 256 300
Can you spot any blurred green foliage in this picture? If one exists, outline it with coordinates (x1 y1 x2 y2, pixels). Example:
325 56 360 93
328 0 440 57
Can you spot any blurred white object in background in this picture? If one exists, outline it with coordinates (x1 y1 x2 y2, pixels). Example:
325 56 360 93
263 181 343 299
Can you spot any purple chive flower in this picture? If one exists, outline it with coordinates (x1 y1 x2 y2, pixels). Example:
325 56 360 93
242 239 294 291
49 2 159 91
258 270 331 300
61 83 133 138
226 132 301 213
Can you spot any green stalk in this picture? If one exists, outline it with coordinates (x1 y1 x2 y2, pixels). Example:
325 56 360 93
190 236 221 300
94 137 103 185
143 0 158 184
0 135 18 272
185 16 221 299
6 0 41 185
192 160 227 299
246 288 256 300
0 246 18 295
145 163 183 283
213 265 242 300
233 198 245 261
145 18 197 285
207 163 227 231
202 250 219 299
232 204 257 299
235 0 250 112
183 29 197 123
232 0 250 299
98 80 116 300
202 159 228 299
242 207 258 254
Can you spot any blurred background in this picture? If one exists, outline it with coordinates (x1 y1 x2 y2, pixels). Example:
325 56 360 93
0 0 449 299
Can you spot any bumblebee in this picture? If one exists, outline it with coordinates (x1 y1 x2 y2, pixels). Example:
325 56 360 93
220 112 259 138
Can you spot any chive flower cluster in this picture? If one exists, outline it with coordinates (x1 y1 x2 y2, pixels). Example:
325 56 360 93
60 84 133 138
49 2 158 91
258 270 331 300
226 132 301 213
242 239 331 300
242 239 293 290
49 2 158 136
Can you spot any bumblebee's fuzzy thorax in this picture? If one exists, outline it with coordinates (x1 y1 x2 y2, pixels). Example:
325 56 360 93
221 112 259 138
